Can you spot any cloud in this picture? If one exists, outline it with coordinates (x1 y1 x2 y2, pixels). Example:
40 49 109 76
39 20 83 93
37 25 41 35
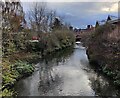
47 2 117 16
101 3 118 12
65 13 75 17
22 2 118 28
47 2 118 28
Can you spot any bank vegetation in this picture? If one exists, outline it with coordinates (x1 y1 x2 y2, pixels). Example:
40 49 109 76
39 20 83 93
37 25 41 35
81 22 120 86
1 1 75 96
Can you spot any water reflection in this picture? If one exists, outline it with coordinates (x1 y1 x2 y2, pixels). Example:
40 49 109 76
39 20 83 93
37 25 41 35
38 47 74 95
14 45 120 96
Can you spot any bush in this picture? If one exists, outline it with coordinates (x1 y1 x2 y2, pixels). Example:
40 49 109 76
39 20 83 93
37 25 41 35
12 61 34 76
2 60 35 96
86 23 120 86
1 88 14 97
29 29 75 54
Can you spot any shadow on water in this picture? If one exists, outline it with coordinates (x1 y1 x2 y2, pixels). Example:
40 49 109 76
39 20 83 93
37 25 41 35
14 44 120 96
38 47 74 95
87 64 120 97
40 47 74 63
89 74 120 97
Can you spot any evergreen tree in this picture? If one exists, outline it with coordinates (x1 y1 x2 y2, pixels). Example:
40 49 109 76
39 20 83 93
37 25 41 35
107 15 111 21
95 21 99 28
52 17 62 30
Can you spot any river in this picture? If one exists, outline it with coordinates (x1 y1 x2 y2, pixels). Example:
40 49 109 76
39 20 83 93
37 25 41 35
14 44 119 96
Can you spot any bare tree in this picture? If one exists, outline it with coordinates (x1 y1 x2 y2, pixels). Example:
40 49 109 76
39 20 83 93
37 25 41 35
28 2 46 33
28 2 57 36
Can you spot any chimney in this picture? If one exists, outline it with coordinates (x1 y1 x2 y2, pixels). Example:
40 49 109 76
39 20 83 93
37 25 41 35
87 25 91 29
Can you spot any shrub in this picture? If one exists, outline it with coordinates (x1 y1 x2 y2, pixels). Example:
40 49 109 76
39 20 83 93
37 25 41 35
2 60 35 96
1 88 14 97
13 61 34 76
29 29 75 54
91 23 116 42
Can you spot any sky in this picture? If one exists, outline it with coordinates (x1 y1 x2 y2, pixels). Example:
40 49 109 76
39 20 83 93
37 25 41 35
19 0 119 28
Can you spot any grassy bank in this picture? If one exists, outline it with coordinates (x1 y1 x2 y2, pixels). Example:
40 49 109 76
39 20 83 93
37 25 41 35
1 53 39 96
81 23 120 86
2 45 75 96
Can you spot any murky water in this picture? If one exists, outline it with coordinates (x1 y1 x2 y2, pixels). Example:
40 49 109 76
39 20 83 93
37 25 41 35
15 44 119 96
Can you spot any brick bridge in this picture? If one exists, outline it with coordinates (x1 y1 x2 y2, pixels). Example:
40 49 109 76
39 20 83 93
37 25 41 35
75 33 81 42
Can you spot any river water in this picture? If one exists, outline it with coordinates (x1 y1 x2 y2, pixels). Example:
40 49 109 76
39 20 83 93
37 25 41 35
15 44 119 96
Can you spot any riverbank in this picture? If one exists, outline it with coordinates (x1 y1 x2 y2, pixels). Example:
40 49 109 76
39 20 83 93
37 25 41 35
81 23 120 86
2 27 75 96
2 44 75 96
2 52 41 96
14 44 120 96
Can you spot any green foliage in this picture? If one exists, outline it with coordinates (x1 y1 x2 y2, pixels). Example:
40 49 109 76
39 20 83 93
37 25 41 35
13 61 34 75
46 33 60 52
2 73 17 87
114 80 120 85
27 29 75 54
2 60 34 96
3 32 29 56
1 88 14 97
40 29 75 54
52 18 62 30
55 29 75 48
1 1 75 96
2 1 28 56
95 21 99 28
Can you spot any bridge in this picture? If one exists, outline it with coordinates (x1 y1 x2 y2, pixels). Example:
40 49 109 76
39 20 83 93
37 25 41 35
75 34 81 42
74 28 95 42
75 32 81 42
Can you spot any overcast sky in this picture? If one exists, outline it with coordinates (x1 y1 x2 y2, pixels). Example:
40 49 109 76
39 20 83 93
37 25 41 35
21 0 118 28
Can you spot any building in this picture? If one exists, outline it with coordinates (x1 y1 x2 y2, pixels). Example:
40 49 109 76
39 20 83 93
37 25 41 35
95 15 120 26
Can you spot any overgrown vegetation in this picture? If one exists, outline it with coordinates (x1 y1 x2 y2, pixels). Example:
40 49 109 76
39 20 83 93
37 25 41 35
39 29 75 55
81 23 120 86
1 1 75 96
2 60 34 96
26 29 75 55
